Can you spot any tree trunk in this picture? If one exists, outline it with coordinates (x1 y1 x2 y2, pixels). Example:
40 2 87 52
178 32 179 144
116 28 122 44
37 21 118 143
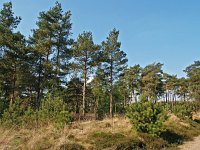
95 96 99 119
109 60 113 118
172 94 175 105
168 92 171 101
184 93 186 101
174 94 177 104
124 95 126 107
109 90 113 117
135 95 138 103
82 61 87 116
132 90 135 103
36 57 42 110
76 90 79 113
10 64 17 110
56 45 60 86
29 86 33 102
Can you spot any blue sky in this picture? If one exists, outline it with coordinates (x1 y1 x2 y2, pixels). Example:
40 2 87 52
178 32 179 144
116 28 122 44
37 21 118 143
1 0 200 77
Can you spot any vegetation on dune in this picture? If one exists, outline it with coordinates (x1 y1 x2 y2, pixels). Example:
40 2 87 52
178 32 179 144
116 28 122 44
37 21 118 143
0 116 200 149
0 1 200 150
1 94 72 128
127 97 167 136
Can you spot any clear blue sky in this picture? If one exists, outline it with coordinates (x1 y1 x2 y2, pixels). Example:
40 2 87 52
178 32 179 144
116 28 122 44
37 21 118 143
1 0 200 77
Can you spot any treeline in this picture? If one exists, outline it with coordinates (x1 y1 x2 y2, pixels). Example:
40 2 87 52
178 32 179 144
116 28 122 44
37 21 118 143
0 2 200 123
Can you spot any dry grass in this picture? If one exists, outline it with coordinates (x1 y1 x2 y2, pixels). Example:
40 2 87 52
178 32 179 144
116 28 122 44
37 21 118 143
0 114 200 150
0 116 133 149
57 116 133 149
166 113 190 128
192 111 200 121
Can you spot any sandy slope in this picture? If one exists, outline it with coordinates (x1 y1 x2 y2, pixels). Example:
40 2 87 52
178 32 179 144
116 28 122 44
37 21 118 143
0 117 132 149
179 135 200 150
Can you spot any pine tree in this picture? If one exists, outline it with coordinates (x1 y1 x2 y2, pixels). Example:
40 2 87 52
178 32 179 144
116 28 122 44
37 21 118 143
72 32 100 116
50 2 73 89
185 61 200 101
177 77 189 101
0 2 26 108
65 77 83 113
29 2 73 108
101 28 128 117
163 73 179 103
123 65 142 103
141 63 164 102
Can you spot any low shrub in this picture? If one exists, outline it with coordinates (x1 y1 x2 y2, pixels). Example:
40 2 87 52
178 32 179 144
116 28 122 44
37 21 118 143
0 94 72 128
38 94 73 128
59 143 85 150
165 118 200 141
91 132 125 149
116 139 145 150
139 133 168 149
89 132 143 149
160 129 184 144
126 99 167 136
1 99 25 126
0 98 8 118
33 137 53 150
170 101 200 119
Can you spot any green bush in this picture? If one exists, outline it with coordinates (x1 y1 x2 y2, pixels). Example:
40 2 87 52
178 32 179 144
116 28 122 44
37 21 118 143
126 97 167 136
21 107 37 127
139 133 168 149
96 107 105 120
89 131 146 149
38 94 73 127
116 140 145 150
1 99 25 126
0 98 8 118
1 94 72 128
169 101 200 119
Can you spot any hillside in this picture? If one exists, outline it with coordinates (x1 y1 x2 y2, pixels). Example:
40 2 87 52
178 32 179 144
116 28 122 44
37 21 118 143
0 114 200 150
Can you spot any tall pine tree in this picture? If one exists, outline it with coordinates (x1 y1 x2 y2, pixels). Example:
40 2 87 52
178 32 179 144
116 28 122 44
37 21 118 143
0 2 26 108
73 32 100 116
101 29 128 117
29 2 73 108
